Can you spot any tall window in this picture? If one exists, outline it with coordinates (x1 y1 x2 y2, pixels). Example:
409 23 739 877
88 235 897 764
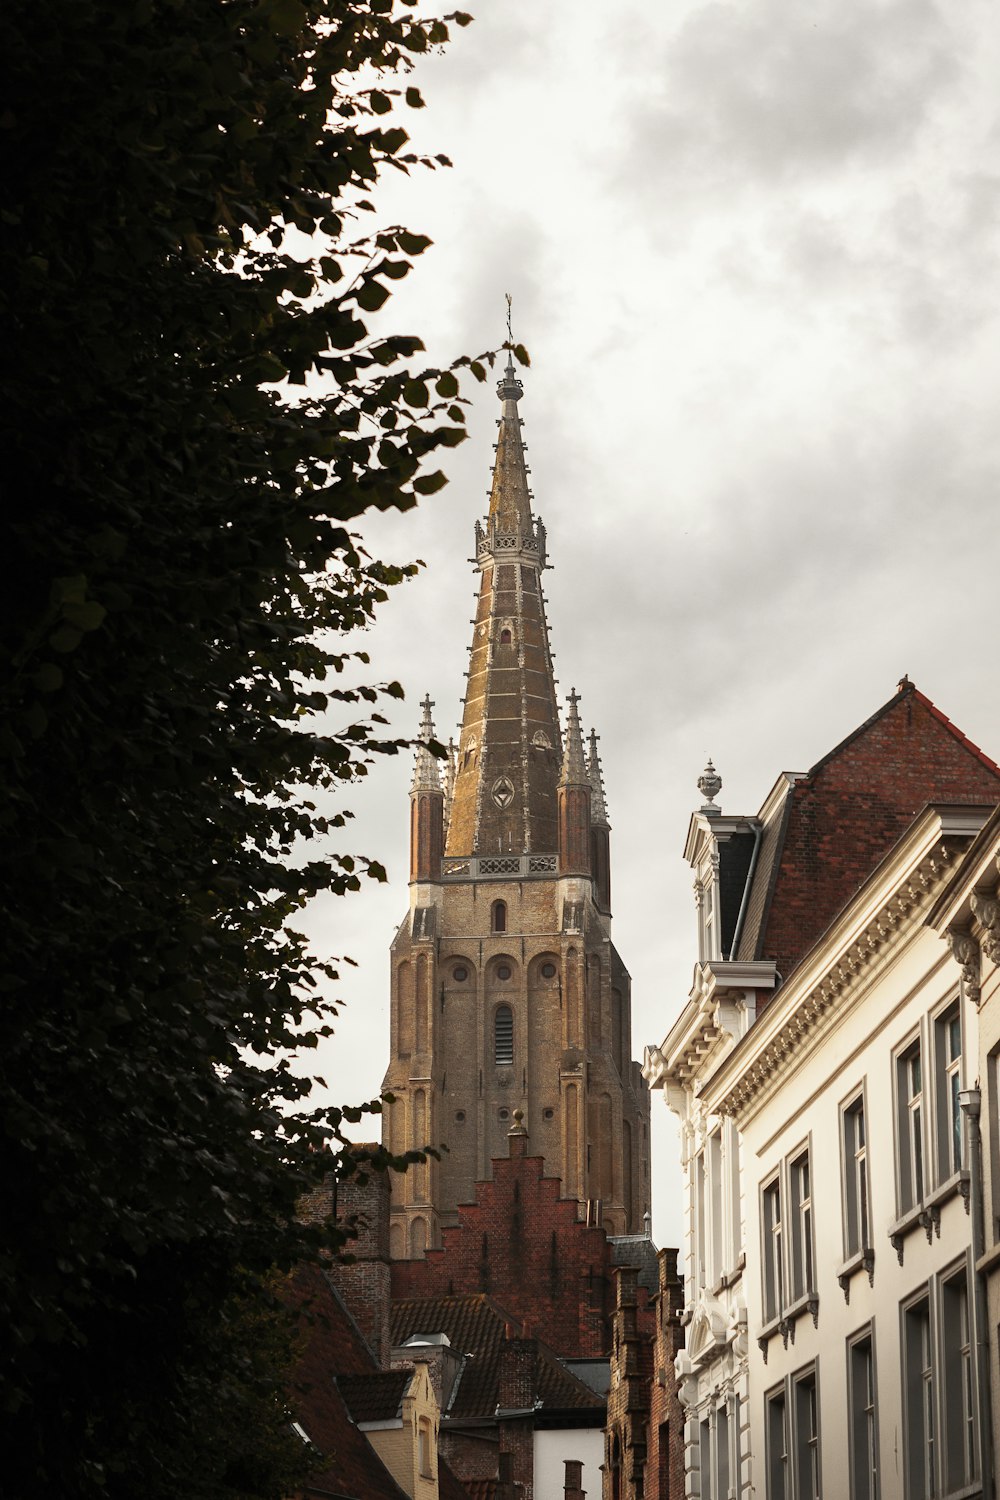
942 1267 976 1491
789 1151 814 1300
903 1296 934 1499
763 1177 783 1323
896 1040 924 1213
848 1329 878 1500
709 1130 724 1285
766 1385 789 1500
935 1004 963 1179
494 1005 513 1066
695 1150 707 1290
492 899 507 933
793 1368 820 1500
699 1404 732 1500
842 1095 870 1257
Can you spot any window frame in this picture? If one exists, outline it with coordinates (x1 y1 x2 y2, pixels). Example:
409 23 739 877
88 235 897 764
841 1088 871 1262
789 1146 815 1304
761 1172 784 1327
900 1260 980 1500
846 1324 879 1500
932 996 964 1184
493 1003 514 1066
894 1032 926 1218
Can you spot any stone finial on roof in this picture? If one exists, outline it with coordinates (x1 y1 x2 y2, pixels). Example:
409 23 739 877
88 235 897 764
410 694 443 793
559 690 589 788
587 728 609 827
697 756 722 813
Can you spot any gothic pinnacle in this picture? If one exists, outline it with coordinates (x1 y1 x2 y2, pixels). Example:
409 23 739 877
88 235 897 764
587 728 610 826
410 694 443 793
560 689 589 787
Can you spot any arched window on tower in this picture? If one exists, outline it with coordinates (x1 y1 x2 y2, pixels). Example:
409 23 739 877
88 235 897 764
492 900 507 933
500 628 512 645
494 1005 514 1066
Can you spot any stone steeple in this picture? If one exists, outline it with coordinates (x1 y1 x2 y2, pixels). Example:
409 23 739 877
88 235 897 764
383 348 651 1261
445 359 563 858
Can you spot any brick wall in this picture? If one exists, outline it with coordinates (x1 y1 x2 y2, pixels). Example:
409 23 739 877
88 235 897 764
761 686 1000 987
604 1250 684 1500
391 1140 614 1358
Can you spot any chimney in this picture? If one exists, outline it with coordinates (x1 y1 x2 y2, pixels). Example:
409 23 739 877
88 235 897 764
564 1458 586 1500
498 1334 536 1413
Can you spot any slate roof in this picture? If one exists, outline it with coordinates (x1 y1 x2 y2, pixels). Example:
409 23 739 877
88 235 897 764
337 1370 411 1425
735 682 1000 988
608 1234 659 1296
391 1294 605 1421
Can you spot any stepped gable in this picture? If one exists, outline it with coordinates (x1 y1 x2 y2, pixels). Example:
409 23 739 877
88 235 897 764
390 1135 616 1358
390 1293 604 1420
743 680 1000 990
283 1265 410 1500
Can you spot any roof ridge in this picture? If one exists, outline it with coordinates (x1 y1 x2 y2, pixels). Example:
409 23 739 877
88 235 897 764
911 687 1000 774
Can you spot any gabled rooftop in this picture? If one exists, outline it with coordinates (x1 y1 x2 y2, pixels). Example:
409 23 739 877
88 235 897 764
737 680 1000 990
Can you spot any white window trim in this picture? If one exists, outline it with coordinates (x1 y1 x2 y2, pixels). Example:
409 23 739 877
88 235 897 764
900 1256 980 1500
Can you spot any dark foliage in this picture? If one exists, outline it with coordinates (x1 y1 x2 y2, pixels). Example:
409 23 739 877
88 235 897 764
0 1 522 1493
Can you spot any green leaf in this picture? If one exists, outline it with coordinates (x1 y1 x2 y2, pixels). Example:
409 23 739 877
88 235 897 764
370 90 393 115
48 625 83 654
413 470 447 494
435 371 459 398
355 279 390 313
34 663 64 693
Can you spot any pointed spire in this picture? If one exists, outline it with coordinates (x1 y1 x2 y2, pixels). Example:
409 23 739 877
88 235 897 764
410 694 443 793
560 689 588 788
587 729 610 827
486 303 532 538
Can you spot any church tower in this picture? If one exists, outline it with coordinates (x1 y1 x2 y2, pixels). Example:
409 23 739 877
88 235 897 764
382 355 651 1259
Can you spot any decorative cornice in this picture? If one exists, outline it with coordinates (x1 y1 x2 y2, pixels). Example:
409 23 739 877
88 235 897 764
713 839 957 1123
947 926 981 1006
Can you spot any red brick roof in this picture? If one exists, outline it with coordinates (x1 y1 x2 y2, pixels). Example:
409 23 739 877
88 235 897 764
748 682 1000 988
282 1266 410 1500
391 1293 605 1421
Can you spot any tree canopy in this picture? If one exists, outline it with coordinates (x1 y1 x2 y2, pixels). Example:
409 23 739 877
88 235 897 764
0 1 523 1492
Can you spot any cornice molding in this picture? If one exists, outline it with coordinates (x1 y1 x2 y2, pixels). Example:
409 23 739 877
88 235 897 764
709 836 960 1124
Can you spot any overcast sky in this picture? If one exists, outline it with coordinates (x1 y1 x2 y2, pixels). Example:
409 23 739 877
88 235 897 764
298 0 1000 1246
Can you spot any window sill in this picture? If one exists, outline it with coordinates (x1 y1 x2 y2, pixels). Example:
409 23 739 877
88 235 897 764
927 1168 970 1215
890 1172 970 1263
837 1248 875 1303
755 1293 818 1362
889 1202 937 1263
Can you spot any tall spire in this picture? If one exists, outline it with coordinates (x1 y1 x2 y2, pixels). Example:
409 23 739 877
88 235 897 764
445 330 562 859
560 689 588 787
587 728 609 827
410 694 442 793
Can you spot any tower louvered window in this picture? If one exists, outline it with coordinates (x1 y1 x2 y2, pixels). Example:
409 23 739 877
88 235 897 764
494 1005 514 1066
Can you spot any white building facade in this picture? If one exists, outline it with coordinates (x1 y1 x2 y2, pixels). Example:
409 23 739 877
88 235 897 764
646 684 1000 1500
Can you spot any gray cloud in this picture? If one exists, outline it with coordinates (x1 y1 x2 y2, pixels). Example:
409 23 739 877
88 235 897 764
617 0 958 186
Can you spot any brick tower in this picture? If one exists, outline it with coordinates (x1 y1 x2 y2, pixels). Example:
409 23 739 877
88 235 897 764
382 356 651 1258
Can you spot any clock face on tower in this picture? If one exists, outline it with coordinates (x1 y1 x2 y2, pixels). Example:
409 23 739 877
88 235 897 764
491 777 515 809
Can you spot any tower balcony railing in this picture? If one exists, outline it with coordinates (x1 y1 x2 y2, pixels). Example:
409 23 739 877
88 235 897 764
441 853 558 880
474 519 546 567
